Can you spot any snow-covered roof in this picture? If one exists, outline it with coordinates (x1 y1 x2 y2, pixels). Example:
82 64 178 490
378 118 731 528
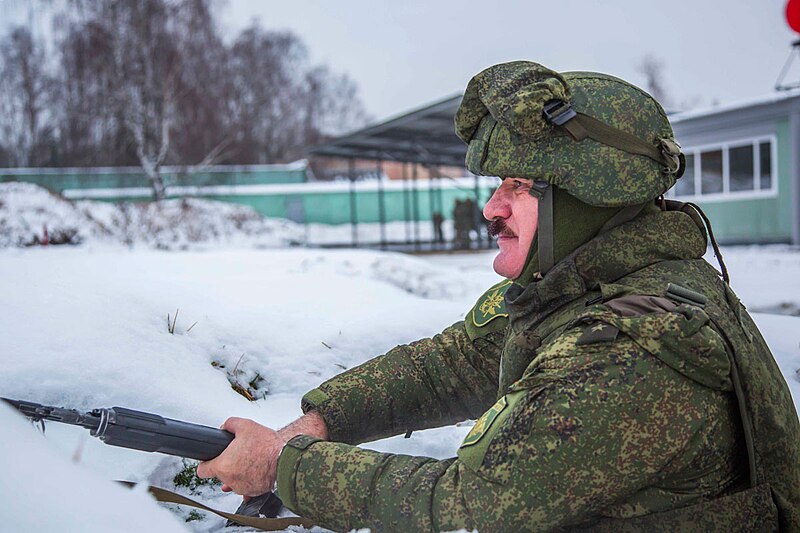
670 88 800 123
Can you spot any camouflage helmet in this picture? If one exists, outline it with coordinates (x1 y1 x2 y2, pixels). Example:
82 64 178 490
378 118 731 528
454 61 684 208
455 61 685 274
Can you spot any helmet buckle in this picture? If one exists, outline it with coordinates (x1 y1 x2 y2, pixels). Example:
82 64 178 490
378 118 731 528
542 100 576 126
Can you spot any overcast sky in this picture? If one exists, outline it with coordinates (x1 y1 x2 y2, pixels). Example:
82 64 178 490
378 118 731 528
3 0 797 122
218 0 797 121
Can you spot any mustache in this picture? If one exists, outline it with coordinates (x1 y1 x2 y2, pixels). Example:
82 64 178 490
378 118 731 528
488 218 515 238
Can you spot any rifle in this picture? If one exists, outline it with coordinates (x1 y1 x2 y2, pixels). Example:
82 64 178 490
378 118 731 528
2 397 232 460
2 397 311 530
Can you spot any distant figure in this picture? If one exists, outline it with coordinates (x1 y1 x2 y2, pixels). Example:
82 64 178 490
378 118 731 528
431 212 444 244
464 198 479 240
453 200 471 249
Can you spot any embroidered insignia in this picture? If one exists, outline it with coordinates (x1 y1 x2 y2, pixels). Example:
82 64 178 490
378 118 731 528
575 321 620 346
480 290 504 316
472 279 513 327
461 396 508 447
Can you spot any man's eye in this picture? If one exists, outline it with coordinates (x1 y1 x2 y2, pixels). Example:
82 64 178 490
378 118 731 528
512 180 528 190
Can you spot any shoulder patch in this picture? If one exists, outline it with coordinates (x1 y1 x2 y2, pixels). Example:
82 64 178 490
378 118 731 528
471 279 513 327
461 395 507 447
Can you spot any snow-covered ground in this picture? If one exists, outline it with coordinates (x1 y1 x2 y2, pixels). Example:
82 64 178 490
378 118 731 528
0 246 499 532
0 183 799 532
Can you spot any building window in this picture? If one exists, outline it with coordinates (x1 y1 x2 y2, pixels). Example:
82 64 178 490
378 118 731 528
759 141 772 190
729 144 754 192
701 149 723 194
671 136 776 200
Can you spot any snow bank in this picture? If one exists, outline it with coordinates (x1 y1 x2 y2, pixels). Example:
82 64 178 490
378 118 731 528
0 247 483 531
0 402 187 533
0 182 303 249
0 182 107 247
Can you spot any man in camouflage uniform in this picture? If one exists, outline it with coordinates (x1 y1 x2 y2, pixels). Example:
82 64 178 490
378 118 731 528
198 62 800 532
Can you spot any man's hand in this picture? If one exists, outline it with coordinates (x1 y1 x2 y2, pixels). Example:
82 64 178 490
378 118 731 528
196 411 329 497
196 417 285 496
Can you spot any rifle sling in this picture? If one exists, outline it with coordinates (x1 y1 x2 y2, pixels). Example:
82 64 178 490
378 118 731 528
117 481 314 531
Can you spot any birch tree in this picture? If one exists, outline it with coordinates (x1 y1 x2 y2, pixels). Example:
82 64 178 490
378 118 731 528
0 27 52 166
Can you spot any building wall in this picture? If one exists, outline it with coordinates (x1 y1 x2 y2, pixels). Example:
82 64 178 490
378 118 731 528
682 119 790 243
670 101 797 244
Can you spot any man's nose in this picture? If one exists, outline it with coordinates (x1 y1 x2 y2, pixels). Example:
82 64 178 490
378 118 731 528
483 189 510 221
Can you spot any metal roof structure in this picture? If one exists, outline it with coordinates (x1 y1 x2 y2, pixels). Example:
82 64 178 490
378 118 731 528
308 94 466 167
670 87 800 124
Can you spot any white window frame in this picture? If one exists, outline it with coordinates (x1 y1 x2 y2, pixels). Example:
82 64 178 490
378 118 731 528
669 134 778 203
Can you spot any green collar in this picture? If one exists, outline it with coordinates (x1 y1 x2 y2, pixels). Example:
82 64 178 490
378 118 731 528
506 206 707 331
515 187 625 286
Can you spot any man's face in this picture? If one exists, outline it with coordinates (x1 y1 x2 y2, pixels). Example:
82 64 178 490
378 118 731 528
483 178 539 279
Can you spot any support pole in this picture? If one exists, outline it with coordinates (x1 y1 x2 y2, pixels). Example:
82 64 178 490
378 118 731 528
775 39 800 91
791 109 800 245
349 158 358 247
412 163 420 251
437 170 445 248
403 163 411 246
429 167 436 251
377 159 387 249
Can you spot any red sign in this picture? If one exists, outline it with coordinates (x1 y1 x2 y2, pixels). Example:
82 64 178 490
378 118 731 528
787 0 800 33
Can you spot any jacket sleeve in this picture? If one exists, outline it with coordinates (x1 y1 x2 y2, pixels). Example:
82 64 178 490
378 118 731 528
276 333 736 533
300 321 505 444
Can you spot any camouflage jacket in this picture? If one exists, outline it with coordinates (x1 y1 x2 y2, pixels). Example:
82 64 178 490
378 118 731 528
275 204 800 532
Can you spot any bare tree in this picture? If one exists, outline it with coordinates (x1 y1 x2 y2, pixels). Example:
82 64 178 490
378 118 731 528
226 23 368 164
107 1 182 199
56 19 133 166
0 27 53 166
227 25 309 163
3 0 369 182
170 0 233 167
52 0 183 198
303 65 368 140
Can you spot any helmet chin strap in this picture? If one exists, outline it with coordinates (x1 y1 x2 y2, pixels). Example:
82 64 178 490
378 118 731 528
529 181 554 275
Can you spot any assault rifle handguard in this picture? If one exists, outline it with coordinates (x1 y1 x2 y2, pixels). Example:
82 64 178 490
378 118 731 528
2 397 233 461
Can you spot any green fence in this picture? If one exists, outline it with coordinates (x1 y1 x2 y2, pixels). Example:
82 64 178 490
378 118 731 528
1 164 495 225
0 164 307 192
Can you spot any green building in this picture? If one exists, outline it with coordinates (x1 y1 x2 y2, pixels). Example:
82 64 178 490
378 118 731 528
668 90 800 245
